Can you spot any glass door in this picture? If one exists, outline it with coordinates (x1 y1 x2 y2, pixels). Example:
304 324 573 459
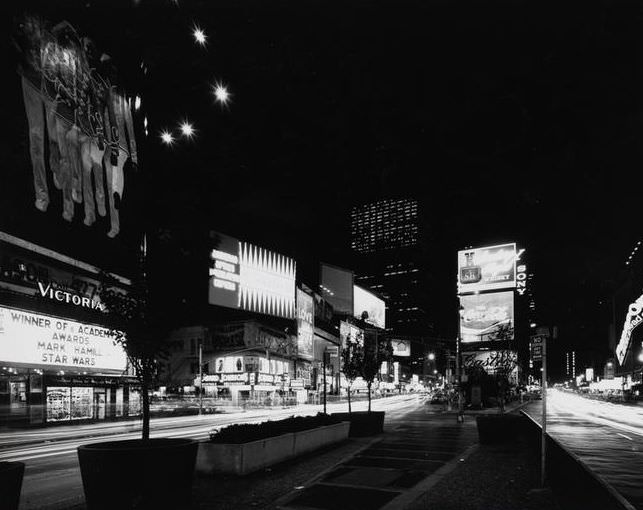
93 390 106 420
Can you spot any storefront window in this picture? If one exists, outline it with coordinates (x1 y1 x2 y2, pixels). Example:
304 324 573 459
128 388 141 416
71 387 93 420
29 373 42 392
115 388 124 417
47 387 71 422
9 381 27 408
93 389 106 420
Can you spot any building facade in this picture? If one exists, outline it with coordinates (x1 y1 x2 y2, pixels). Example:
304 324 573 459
350 198 432 337
0 232 138 427
163 320 328 406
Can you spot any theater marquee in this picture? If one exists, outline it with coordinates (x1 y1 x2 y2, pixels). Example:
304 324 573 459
0 306 127 372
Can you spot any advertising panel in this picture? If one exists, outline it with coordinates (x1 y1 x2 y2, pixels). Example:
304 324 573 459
320 263 353 315
0 232 131 313
8 15 138 241
460 291 514 343
616 294 643 366
339 320 363 348
457 243 517 294
462 350 518 375
0 305 127 372
208 232 296 319
296 288 314 360
353 285 386 329
391 339 411 357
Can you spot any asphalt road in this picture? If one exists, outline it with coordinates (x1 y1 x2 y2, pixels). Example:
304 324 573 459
0 394 422 510
524 388 643 510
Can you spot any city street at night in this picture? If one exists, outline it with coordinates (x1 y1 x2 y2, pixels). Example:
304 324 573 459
2 0 643 509
524 389 643 509
2 396 420 510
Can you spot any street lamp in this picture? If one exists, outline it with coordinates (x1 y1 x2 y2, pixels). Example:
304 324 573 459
456 304 465 423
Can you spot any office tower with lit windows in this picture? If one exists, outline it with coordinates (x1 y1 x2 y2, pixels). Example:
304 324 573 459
350 198 432 336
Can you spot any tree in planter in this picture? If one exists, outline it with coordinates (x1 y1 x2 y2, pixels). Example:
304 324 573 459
494 365 514 413
361 332 393 412
99 249 169 440
340 332 364 414
489 323 516 413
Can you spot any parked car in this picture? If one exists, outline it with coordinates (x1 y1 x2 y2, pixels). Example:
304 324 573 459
428 392 447 405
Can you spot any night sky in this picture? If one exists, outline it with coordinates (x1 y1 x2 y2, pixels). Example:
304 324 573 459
3 0 642 377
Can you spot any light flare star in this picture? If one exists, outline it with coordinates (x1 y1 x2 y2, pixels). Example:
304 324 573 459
180 121 195 138
160 130 174 145
212 81 231 106
193 26 207 46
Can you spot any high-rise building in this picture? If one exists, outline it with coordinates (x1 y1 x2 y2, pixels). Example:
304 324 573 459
350 198 432 336
351 198 419 254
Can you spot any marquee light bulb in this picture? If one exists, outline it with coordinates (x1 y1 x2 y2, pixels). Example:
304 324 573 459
160 131 174 145
212 81 230 105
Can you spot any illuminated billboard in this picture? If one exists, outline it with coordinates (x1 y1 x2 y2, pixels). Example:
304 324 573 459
616 294 643 366
208 232 296 319
320 263 353 315
391 339 411 357
339 321 363 348
10 15 137 240
296 288 314 360
462 350 518 376
460 291 514 343
353 285 386 329
0 306 127 372
458 243 518 294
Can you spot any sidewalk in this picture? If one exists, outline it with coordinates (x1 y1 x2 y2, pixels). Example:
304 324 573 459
190 401 560 510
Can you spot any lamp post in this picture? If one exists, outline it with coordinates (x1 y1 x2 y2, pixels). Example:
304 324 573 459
198 339 203 415
456 303 464 423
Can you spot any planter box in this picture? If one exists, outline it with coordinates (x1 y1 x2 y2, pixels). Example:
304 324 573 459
331 411 385 437
197 421 350 476
0 461 25 510
293 420 350 456
77 438 198 510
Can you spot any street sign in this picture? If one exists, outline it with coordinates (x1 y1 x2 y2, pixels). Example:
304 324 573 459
326 346 339 358
530 335 545 362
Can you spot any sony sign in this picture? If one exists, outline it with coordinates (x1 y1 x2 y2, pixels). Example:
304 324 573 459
38 282 105 311
616 294 643 366
516 264 527 296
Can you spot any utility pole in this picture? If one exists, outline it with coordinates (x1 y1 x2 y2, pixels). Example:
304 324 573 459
198 339 203 416
323 350 328 414
541 333 547 487
456 302 464 422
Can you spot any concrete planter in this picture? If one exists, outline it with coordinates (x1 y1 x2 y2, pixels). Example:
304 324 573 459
331 411 385 437
0 461 25 510
77 438 198 510
197 421 350 476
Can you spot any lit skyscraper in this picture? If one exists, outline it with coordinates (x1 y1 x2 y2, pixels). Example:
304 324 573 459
350 198 431 336
351 198 419 253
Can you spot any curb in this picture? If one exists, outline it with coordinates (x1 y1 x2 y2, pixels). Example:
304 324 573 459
521 410 637 510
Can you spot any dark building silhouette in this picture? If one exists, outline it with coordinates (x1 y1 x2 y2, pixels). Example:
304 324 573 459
350 198 432 337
